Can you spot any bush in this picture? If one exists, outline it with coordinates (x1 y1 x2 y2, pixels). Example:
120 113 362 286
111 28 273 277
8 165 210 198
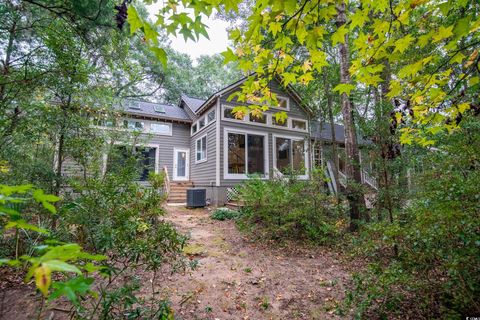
235 173 344 244
210 207 241 221
343 119 480 319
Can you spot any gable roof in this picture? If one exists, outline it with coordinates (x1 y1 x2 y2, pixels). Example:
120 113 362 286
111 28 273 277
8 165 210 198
311 122 371 145
192 75 313 117
180 94 206 114
120 100 191 122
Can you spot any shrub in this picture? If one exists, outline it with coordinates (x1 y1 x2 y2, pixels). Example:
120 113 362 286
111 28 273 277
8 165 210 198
210 207 241 221
235 173 344 244
343 119 480 318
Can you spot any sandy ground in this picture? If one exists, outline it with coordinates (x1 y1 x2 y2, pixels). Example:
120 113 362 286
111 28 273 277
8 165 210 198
0 206 353 320
156 206 352 320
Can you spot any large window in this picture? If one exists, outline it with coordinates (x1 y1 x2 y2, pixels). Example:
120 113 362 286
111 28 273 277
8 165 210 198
150 123 171 135
274 137 306 175
196 135 207 163
106 145 157 181
123 120 144 130
226 131 266 177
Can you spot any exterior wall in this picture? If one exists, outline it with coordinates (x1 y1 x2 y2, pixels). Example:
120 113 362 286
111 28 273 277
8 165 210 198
143 122 191 181
61 121 191 182
189 111 217 186
218 79 311 188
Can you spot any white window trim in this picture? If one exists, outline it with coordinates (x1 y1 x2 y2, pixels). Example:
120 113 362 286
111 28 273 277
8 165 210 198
191 106 216 137
195 134 208 164
223 127 269 180
191 123 198 135
94 118 173 136
272 134 309 180
149 122 172 136
289 117 308 132
221 104 309 133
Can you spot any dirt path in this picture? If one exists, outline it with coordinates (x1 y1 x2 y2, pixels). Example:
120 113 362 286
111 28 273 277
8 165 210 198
157 206 352 320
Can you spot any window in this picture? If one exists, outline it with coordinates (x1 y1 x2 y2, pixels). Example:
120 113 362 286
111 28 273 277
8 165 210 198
274 137 306 175
150 123 171 135
106 145 156 181
272 117 287 127
196 135 207 162
191 123 197 135
292 119 307 130
249 113 267 124
207 110 215 122
123 120 144 130
227 133 245 174
227 132 266 177
223 106 237 119
277 96 289 109
199 117 206 129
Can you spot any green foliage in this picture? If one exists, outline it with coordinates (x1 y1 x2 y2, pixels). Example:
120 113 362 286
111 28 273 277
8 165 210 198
343 117 480 318
210 207 241 221
0 185 105 298
236 175 344 244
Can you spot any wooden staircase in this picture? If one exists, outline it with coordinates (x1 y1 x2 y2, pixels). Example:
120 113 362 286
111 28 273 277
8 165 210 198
167 181 193 204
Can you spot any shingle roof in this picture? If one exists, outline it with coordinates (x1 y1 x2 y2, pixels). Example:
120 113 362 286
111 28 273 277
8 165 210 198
180 94 206 114
120 100 191 122
311 122 371 145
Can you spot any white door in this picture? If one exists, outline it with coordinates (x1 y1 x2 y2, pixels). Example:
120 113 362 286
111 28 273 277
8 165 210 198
173 148 189 181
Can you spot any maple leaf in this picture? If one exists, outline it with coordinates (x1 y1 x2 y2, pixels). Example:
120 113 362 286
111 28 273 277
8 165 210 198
393 34 414 53
432 25 454 42
333 83 355 96
331 25 348 46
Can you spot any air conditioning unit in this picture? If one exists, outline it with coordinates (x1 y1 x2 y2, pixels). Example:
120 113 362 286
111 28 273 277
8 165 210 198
186 188 206 208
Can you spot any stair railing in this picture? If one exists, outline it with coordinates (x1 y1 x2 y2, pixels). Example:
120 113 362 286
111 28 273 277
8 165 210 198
163 166 170 197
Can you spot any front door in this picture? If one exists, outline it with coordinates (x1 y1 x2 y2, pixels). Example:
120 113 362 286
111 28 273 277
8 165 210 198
173 148 189 181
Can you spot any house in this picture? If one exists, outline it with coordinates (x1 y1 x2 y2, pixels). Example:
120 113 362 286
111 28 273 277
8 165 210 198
63 76 376 205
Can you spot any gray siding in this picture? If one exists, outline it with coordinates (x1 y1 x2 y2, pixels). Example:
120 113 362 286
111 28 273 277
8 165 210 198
189 109 217 186
218 78 311 187
142 122 190 181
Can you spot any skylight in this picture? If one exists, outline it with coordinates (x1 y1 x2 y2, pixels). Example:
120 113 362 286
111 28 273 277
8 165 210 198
129 101 141 110
154 105 166 113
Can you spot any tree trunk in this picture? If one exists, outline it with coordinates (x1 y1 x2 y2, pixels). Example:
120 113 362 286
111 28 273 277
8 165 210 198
336 1 366 231
322 72 340 196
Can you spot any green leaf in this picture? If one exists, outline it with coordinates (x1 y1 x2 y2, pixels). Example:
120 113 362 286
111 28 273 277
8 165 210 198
5 219 49 234
43 260 82 274
331 25 348 46
221 48 238 64
150 47 168 69
127 5 143 35
393 34 414 54
333 83 355 96
269 22 282 37
350 8 369 30
432 25 454 43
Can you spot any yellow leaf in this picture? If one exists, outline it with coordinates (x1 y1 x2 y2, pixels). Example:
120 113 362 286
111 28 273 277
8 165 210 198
432 25 454 43
332 25 348 46
35 264 51 297
457 103 470 113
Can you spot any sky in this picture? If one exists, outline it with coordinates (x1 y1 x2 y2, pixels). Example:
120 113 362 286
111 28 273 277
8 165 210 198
147 5 230 62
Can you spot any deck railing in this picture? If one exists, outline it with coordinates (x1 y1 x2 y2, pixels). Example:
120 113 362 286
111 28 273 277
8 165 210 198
163 166 170 197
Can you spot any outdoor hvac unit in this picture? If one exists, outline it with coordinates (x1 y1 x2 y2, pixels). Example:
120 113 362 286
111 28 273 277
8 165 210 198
186 188 206 208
